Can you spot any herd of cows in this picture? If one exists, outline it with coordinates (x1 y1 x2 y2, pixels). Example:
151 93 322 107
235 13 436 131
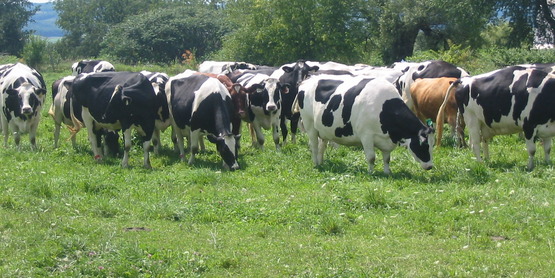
1 59 555 173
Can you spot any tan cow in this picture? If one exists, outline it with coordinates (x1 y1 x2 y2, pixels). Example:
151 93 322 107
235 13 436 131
410 77 466 147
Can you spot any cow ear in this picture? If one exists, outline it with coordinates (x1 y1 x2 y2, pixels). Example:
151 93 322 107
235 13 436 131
35 88 47 95
282 66 294 73
207 134 218 143
63 80 73 90
233 84 242 94
247 83 264 93
309 66 319 72
6 88 18 96
281 84 290 94
207 134 223 144
122 95 132 106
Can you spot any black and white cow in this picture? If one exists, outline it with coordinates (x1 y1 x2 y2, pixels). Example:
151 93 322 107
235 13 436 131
140 70 171 154
438 65 555 170
236 73 290 150
198 61 257 74
270 60 319 143
72 60 115 76
71 71 158 168
297 75 435 174
0 63 47 148
166 72 240 170
49 75 77 148
394 60 470 111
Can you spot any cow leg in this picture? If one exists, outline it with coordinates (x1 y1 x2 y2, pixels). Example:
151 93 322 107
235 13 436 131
251 122 265 149
382 151 392 175
14 130 21 149
142 138 152 169
188 130 201 165
525 138 537 171
317 138 327 165
29 119 39 150
82 109 102 161
466 117 483 162
290 113 300 144
121 129 132 168
543 137 552 165
199 136 206 153
305 123 321 166
2 117 9 147
482 137 490 161
152 128 161 155
53 123 61 148
280 116 288 144
174 128 186 162
361 138 379 174
272 121 281 150
171 127 179 153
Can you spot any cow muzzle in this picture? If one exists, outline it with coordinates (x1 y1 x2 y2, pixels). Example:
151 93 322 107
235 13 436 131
22 106 33 115
266 104 277 112
421 162 433 171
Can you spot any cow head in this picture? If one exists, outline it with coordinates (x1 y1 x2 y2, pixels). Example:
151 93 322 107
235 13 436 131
6 82 46 117
230 83 248 120
400 127 435 170
281 60 319 88
208 133 240 171
261 78 285 112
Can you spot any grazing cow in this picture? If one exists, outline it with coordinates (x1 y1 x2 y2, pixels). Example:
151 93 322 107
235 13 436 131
198 61 257 74
437 66 555 170
166 73 240 170
71 72 158 168
140 70 171 154
410 77 466 147
0 63 47 148
394 60 470 111
270 60 319 143
72 60 115 76
191 71 248 138
237 73 290 149
296 75 434 174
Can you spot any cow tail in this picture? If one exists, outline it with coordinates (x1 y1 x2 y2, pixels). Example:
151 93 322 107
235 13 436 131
68 98 84 140
48 103 55 118
435 79 461 147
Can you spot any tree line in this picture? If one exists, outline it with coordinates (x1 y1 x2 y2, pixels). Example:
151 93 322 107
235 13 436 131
2 0 555 67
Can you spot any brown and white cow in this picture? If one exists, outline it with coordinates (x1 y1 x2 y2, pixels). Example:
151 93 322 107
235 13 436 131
410 77 466 147
394 60 470 111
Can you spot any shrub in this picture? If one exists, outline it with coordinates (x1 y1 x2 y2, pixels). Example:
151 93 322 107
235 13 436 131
21 35 47 69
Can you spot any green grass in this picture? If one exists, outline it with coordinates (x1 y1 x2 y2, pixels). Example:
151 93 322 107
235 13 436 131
1 67 555 277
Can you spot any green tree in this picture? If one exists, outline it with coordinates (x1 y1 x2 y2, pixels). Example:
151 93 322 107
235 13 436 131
361 0 497 64
218 0 367 65
101 6 228 64
494 0 555 47
53 0 158 57
0 0 38 56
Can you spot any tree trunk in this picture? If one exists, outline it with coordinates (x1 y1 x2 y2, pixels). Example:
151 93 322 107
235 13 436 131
538 0 555 43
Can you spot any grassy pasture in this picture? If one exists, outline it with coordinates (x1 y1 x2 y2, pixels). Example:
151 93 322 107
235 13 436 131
1 66 555 277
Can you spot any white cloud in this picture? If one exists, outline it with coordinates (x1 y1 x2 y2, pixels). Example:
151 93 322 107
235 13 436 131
30 0 52 3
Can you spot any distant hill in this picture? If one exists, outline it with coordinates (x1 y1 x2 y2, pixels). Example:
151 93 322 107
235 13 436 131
25 2 64 39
